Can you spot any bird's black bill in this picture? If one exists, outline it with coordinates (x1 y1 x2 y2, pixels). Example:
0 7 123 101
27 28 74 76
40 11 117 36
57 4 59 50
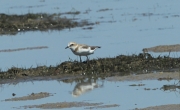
65 46 69 49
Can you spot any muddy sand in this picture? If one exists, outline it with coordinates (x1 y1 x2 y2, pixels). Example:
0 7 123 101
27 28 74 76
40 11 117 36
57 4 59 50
4 92 53 101
3 92 119 109
1 52 180 81
143 44 180 53
0 13 93 35
136 104 180 110
18 102 119 109
107 71 180 81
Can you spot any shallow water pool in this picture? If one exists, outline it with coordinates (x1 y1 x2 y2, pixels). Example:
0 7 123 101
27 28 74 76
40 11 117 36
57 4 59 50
0 78 179 110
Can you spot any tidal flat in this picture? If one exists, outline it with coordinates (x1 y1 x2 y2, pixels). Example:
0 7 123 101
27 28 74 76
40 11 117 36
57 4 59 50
1 0 180 109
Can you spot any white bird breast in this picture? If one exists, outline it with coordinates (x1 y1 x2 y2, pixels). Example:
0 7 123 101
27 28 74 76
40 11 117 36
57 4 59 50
75 48 94 56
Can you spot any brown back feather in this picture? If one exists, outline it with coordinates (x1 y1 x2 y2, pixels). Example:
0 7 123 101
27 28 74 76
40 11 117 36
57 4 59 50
81 45 89 49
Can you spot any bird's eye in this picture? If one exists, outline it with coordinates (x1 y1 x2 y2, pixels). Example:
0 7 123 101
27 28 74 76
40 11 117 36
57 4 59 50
70 44 74 46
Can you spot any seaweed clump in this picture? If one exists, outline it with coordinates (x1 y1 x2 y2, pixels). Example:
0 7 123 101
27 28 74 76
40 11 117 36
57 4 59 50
58 53 180 75
0 53 180 80
0 13 92 35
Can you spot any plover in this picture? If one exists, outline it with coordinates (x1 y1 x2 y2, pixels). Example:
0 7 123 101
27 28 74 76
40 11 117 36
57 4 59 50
65 42 101 62
72 82 97 97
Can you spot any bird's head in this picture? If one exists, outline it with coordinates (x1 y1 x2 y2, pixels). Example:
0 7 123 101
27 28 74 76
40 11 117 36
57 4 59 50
65 42 77 49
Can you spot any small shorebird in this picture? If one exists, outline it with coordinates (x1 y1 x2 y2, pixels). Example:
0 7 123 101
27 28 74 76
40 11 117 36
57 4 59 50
65 42 101 62
72 82 97 97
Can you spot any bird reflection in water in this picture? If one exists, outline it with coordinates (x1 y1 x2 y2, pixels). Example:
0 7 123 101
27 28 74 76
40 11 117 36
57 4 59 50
72 79 103 97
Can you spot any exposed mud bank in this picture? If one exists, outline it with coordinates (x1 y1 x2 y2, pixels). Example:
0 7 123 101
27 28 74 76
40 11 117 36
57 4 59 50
0 53 180 81
0 12 93 35
3 92 119 109
143 44 180 53
136 104 180 110
18 102 119 109
107 72 180 81
4 92 53 101
0 46 48 53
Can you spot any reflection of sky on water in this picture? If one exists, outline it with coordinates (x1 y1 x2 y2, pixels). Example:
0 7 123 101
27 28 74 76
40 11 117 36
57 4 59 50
0 79 179 110
0 0 180 70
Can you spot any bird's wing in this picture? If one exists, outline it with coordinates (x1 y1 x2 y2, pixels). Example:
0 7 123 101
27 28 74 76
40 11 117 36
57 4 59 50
78 45 90 53
81 45 89 49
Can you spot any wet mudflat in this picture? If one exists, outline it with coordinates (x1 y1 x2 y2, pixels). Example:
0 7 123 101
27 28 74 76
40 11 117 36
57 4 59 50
0 13 92 35
138 104 180 110
4 92 53 101
1 0 180 109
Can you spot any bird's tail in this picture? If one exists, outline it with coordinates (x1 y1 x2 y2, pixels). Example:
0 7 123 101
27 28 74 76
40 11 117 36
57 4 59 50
91 46 101 50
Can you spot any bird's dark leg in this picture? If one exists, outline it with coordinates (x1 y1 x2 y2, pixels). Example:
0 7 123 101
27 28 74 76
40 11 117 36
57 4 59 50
86 56 89 62
79 56 82 62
